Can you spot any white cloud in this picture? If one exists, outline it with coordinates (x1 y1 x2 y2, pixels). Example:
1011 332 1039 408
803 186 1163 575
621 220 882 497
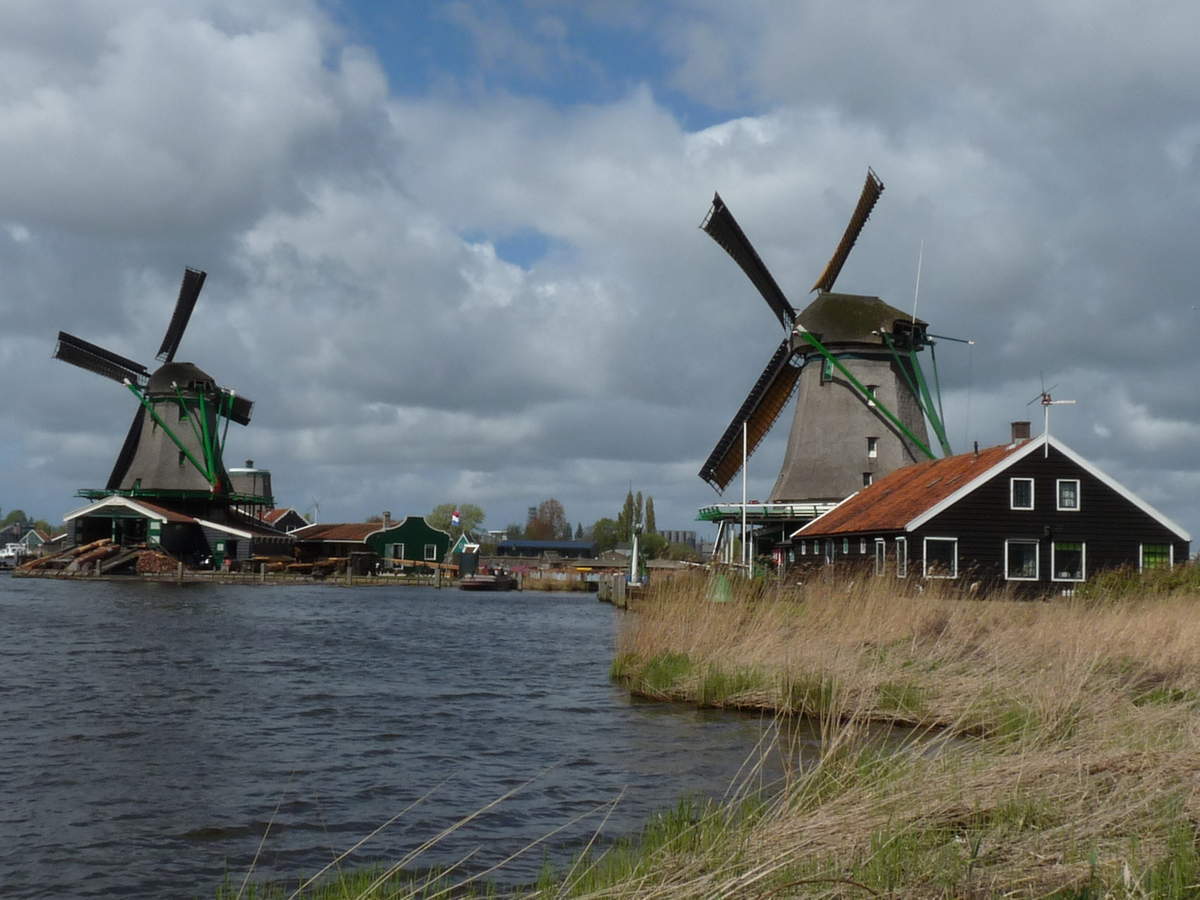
3 0 1200 542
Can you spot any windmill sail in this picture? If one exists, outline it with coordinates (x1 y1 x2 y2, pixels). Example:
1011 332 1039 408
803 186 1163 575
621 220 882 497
701 193 796 331
54 332 149 385
225 393 254 426
156 268 206 362
810 169 884 293
699 338 803 491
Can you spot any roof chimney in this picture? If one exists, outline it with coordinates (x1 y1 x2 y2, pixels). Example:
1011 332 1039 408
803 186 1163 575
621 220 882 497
1011 421 1031 443
382 510 391 527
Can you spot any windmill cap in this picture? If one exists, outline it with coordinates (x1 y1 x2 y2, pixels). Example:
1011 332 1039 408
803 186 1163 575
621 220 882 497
147 361 217 393
797 292 925 344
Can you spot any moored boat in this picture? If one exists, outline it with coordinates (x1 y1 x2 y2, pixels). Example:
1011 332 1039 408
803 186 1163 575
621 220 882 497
458 573 519 591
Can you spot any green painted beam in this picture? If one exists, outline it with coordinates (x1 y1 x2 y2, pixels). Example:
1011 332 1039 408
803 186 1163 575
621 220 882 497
124 383 217 488
793 326 936 460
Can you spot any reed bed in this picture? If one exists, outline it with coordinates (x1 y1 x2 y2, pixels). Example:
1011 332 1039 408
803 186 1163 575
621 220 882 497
226 569 1200 898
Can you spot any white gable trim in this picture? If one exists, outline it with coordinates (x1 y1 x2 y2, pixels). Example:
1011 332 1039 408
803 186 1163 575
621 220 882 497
791 490 861 540
63 496 181 524
905 435 1190 541
194 519 254 540
904 437 1045 532
1046 439 1190 542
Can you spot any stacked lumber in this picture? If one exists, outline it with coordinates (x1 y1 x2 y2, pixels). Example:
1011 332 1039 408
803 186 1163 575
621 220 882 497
68 541 120 571
135 550 179 575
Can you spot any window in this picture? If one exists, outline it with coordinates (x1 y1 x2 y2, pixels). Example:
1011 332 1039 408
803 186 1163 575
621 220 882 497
865 384 878 407
842 537 850 554
821 359 834 383
1052 541 1085 582
178 450 186 467
1010 477 1034 510
823 540 834 564
862 472 873 487
424 543 438 561
896 537 908 578
874 538 886 575
923 537 958 578
859 538 867 554
1005 539 1039 581
1140 543 1172 570
867 437 878 458
1056 479 1080 511
800 541 807 556
391 543 405 561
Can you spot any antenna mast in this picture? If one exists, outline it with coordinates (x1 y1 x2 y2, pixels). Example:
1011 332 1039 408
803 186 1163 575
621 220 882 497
1028 387 1076 457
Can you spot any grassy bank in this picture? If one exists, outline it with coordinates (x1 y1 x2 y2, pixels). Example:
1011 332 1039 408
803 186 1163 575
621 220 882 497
603 570 1200 896
224 570 1200 897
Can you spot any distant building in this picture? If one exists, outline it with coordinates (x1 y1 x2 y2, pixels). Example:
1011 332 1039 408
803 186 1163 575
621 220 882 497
495 539 595 560
659 530 698 550
260 508 309 532
291 514 451 570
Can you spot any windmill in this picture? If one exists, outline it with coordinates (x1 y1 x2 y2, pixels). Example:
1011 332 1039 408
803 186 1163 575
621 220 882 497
698 170 953 507
52 268 261 507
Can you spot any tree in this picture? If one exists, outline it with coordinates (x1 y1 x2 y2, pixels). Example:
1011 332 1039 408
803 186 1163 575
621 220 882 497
665 541 700 562
428 503 485 535
2 509 28 527
634 491 643 529
590 517 622 552
617 490 635 536
575 522 584 540
504 523 523 539
526 498 568 541
639 533 667 559
645 497 656 534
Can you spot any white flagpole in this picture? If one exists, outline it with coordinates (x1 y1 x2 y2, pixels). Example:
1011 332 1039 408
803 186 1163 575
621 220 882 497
742 421 748 571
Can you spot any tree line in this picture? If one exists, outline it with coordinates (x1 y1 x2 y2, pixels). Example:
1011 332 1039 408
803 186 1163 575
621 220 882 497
422 493 697 560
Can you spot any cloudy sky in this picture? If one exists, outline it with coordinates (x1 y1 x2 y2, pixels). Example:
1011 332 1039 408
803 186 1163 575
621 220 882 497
1 1 1197 541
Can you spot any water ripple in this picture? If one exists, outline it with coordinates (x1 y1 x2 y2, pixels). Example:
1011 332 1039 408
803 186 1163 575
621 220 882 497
0 578 795 898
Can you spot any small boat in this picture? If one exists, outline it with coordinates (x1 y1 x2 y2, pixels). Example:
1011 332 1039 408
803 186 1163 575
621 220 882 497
458 573 519 591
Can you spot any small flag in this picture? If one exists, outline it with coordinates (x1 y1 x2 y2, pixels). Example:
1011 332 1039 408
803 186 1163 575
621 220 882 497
451 509 461 527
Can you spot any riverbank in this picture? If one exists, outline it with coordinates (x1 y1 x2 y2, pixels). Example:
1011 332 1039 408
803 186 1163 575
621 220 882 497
598 570 1200 896
225 568 1200 897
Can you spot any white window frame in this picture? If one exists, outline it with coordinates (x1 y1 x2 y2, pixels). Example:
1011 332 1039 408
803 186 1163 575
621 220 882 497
895 537 908 578
842 537 850 555
424 543 438 561
874 538 886 576
1051 541 1086 582
867 436 878 459
859 537 867 554
923 537 958 578
800 540 807 556
389 542 405 561
862 472 873 487
1056 478 1081 512
1139 543 1174 571
1010 477 1034 510
1004 538 1040 581
823 539 834 564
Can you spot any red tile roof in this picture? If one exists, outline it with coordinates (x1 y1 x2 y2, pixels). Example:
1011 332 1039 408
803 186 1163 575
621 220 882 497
291 522 381 542
122 499 196 524
261 508 293 525
797 440 1031 537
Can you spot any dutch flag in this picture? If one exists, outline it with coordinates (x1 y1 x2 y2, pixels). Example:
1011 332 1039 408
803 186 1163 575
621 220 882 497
451 509 461 527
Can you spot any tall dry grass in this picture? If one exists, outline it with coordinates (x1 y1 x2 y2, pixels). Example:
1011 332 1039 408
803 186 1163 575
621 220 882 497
598 570 1200 896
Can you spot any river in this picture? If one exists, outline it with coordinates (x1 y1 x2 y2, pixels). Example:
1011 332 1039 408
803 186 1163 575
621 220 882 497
0 577 805 898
